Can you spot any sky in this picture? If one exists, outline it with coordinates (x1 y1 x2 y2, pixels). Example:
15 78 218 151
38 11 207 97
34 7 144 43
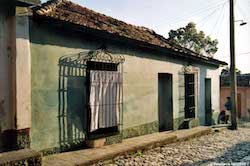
41 0 250 73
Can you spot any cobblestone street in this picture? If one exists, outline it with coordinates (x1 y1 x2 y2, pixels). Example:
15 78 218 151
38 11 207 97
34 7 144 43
96 123 250 166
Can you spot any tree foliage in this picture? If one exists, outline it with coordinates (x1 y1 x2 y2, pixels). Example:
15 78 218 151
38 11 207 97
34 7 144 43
168 22 218 58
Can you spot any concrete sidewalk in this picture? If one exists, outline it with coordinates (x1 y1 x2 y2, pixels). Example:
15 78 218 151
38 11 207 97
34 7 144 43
43 126 212 166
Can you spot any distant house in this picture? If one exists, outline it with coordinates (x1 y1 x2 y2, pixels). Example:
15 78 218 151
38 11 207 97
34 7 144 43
0 0 226 153
220 74 250 120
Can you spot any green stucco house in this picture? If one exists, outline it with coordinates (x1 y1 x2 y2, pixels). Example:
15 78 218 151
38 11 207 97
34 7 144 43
0 0 226 154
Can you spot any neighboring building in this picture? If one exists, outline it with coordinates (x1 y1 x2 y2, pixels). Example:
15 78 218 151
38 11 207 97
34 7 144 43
220 74 250 120
0 0 40 152
0 0 226 154
0 0 17 152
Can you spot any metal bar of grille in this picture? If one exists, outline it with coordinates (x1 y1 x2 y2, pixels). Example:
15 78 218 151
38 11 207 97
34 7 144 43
62 65 66 144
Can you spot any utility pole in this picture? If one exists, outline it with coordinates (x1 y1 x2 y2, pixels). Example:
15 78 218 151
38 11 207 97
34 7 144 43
229 0 237 130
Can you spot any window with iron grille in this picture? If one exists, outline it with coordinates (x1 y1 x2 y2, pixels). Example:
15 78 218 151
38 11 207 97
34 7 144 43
184 74 195 118
58 49 124 143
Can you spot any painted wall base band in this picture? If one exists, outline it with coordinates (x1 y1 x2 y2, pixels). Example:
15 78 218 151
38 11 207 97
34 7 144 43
0 128 30 152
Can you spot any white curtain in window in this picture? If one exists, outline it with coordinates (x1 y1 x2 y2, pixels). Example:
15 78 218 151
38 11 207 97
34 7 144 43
89 70 121 132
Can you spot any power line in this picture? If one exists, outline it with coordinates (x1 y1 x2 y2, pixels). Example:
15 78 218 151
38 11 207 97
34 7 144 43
155 0 228 27
216 2 227 36
239 52 250 55
167 1 227 26
236 0 249 21
196 7 222 30
210 2 227 37
216 52 250 58
215 4 227 38
190 1 228 40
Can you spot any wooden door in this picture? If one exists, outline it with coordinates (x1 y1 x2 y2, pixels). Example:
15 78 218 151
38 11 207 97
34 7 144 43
237 93 241 118
205 78 212 125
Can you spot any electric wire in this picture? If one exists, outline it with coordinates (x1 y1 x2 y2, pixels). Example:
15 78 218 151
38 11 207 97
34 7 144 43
214 2 227 38
155 0 228 27
236 0 249 21
239 52 250 55
216 52 250 58
196 7 222 30
210 2 227 37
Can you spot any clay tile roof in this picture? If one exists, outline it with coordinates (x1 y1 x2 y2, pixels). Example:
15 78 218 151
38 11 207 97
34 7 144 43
32 0 226 66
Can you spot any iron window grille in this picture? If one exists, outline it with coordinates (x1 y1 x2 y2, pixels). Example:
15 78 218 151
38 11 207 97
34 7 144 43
58 49 124 144
184 73 196 118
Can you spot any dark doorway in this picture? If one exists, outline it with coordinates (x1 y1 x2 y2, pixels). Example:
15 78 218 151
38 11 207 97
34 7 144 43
237 93 241 119
158 73 173 132
205 78 212 125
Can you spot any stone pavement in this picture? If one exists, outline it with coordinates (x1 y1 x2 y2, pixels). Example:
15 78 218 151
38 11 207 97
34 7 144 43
96 123 250 166
43 126 212 166
0 149 42 166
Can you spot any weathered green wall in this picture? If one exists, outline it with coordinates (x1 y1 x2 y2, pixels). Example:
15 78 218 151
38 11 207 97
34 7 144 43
29 20 220 151
30 22 93 151
121 48 184 129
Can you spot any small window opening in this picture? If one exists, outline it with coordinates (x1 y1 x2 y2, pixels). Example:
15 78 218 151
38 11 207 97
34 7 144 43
184 74 195 118
87 61 118 71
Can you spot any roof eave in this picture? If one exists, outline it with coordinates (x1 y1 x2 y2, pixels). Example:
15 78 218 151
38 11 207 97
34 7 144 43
31 14 227 67
17 0 40 7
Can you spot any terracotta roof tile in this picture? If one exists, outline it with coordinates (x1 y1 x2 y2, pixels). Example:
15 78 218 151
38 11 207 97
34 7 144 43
32 0 226 66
